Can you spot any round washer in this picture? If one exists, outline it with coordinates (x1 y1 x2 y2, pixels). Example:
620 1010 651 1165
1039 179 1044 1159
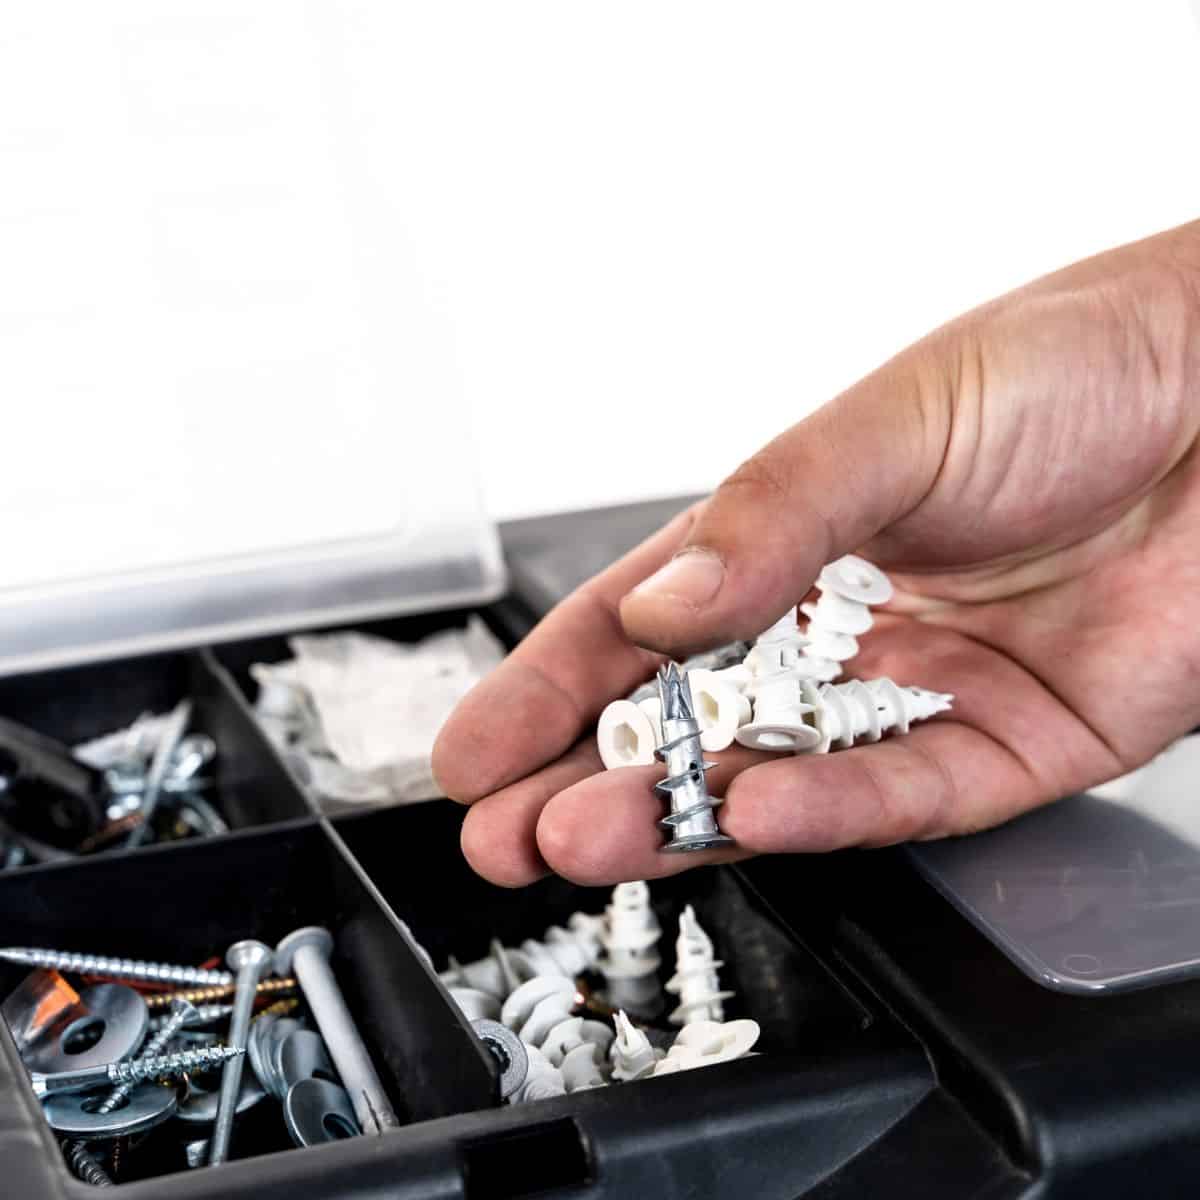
175 1072 267 1126
283 1078 360 1147
246 1014 278 1094
265 1017 305 1099
279 1029 336 1094
25 984 148 1074
45 1082 177 1139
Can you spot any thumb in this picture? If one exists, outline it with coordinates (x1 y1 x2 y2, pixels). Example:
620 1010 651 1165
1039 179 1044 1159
619 342 957 655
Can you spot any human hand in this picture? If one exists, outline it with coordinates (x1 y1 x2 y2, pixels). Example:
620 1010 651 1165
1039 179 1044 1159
433 220 1200 887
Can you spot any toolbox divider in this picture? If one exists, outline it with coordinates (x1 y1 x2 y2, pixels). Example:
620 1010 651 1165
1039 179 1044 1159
194 647 320 823
320 817 499 1123
190 649 313 828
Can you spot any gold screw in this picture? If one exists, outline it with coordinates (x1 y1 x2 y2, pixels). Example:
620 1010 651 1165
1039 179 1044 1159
144 977 297 1010
254 996 300 1021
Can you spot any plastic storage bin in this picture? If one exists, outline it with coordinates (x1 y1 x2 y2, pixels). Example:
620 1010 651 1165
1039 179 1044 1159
0 598 943 1198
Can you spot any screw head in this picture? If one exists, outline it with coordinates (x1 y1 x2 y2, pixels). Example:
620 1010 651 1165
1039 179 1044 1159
226 940 274 974
274 927 333 977
170 998 202 1027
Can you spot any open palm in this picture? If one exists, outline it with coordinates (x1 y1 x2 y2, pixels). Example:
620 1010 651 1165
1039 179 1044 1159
434 221 1200 888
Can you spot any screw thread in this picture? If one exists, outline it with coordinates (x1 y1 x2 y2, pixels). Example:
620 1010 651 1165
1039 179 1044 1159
61 1140 113 1187
255 996 300 1021
0 947 232 987
805 677 953 752
653 666 731 851
665 906 733 1026
108 1043 241 1087
149 1003 232 1031
655 718 719 829
96 1002 196 1114
609 1010 657 1082
144 977 296 1009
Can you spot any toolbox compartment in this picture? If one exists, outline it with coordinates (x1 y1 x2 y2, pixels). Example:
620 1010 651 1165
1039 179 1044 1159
0 817 496 1195
0 648 311 854
0 617 942 1197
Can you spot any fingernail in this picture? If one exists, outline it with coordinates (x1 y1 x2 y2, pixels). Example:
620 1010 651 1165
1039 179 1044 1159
632 550 725 608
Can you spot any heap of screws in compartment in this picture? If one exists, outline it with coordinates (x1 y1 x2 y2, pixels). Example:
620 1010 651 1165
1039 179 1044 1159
0 927 382 1185
434 879 760 1099
0 700 227 870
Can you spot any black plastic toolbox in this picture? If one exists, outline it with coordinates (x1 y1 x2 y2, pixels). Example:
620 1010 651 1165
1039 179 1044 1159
0 649 311 843
1 500 1199 1197
0 564 967 1198
0 642 944 1198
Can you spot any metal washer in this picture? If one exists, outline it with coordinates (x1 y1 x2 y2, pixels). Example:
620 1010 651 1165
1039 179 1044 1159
279 1029 335 1094
44 1083 177 1139
282 1078 360 1147
23 984 148 1074
265 1018 305 1099
175 1073 267 1126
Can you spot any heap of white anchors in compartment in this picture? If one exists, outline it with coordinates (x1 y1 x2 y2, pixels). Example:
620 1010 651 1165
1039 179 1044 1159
597 553 954 773
439 882 758 1102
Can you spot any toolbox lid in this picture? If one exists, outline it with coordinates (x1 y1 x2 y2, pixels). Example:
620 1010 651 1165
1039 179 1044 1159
0 6 505 677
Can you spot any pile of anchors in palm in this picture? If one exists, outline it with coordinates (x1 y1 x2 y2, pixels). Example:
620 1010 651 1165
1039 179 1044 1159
595 554 954 851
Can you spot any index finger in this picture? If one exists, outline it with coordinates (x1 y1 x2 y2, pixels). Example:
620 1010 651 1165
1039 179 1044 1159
432 503 703 804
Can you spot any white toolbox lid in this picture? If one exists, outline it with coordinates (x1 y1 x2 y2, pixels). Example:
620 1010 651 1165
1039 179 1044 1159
0 5 505 676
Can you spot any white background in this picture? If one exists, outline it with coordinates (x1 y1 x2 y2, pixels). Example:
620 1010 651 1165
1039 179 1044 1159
431 0 1200 518
1 0 1199 595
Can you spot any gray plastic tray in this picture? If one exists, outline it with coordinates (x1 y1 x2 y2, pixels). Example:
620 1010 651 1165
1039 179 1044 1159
910 737 1200 994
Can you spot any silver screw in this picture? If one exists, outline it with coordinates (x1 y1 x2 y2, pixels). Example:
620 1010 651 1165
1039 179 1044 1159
0 947 233 987
60 1139 113 1187
125 699 192 849
30 1044 242 1098
275 927 399 1134
208 940 273 1166
149 1003 232 1033
655 664 735 853
94 999 199 1115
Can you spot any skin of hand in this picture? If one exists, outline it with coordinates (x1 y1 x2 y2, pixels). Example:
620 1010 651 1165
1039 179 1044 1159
433 219 1200 889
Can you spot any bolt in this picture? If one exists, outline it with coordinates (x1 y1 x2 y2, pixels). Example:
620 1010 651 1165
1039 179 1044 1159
30 1044 242 1098
143 977 296 1009
655 665 734 853
276 927 399 1134
95 999 199 1114
209 940 274 1166
0 947 232 987
60 1139 113 1187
